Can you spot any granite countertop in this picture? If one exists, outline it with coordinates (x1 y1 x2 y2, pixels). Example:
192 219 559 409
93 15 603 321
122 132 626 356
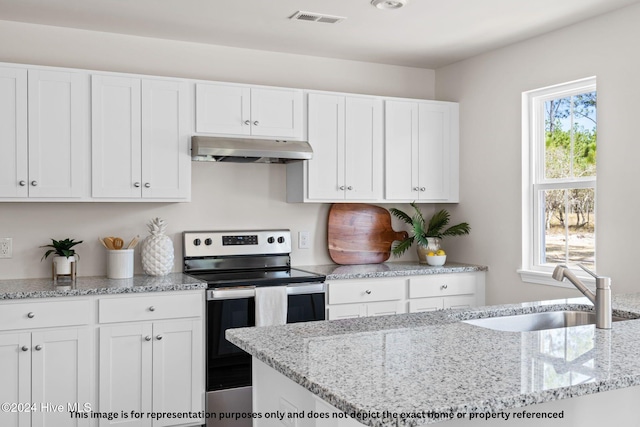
295 261 487 280
227 294 640 427
0 273 206 299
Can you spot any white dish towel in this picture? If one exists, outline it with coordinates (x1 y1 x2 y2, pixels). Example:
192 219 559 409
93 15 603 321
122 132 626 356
255 286 288 327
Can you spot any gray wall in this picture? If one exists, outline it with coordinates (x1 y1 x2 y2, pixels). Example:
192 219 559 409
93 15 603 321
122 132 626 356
435 3 640 303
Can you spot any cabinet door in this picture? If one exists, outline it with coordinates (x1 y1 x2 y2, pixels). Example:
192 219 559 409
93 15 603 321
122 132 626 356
141 79 190 199
99 324 153 427
31 328 91 427
28 69 88 198
0 333 31 427
417 102 450 201
250 87 303 138
344 97 382 200
195 83 251 135
326 304 365 320
365 301 405 317
92 75 142 198
152 320 203 426
307 93 345 200
384 100 418 200
409 298 444 313
0 67 28 198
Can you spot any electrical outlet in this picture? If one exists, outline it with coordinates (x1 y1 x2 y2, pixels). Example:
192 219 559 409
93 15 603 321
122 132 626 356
298 231 310 249
0 238 12 259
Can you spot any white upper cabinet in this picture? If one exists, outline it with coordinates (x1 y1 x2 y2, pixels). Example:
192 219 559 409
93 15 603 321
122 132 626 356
303 93 382 201
92 75 190 200
195 83 303 139
0 66 89 199
0 67 27 198
385 100 459 202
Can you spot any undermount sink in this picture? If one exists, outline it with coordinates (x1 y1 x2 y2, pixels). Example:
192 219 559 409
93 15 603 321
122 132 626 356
462 310 634 332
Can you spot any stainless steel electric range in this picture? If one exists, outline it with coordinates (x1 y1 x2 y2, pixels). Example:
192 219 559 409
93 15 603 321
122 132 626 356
182 229 326 427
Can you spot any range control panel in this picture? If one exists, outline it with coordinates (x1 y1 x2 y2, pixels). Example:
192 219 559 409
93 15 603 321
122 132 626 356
183 229 291 257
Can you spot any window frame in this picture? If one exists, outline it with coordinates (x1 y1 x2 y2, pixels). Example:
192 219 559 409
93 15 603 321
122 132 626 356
520 77 597 288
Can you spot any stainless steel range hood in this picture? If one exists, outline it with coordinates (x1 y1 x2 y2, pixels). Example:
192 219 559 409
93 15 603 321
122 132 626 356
191 136 313 164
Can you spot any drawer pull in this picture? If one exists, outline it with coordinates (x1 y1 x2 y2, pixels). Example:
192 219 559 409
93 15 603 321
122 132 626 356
27 312 35 319
145 336 152 341
34 345 42 351
440 284 448 290
149 306 156 312
21 346 29 352
156 335 163 341
365 290 372 295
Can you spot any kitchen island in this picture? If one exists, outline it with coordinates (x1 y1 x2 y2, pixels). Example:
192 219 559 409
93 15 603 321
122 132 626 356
226 294 640 426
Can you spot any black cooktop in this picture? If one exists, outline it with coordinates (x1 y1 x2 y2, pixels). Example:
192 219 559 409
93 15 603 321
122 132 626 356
187 268 325 288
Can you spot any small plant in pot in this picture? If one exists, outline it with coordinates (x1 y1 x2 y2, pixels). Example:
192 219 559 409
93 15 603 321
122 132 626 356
389 203 470 265
41 238 83 275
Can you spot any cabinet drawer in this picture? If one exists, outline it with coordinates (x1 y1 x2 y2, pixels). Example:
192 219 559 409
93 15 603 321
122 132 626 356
328 279 405 305
99 292 202 323
0 299 90 331
409 274 476 298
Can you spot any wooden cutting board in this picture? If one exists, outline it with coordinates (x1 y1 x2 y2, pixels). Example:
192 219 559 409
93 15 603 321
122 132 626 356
328 203 408 265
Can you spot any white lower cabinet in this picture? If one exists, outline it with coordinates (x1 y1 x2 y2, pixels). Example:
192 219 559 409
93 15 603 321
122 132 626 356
0 299 92 427
326 272 485 320
98 292 204 427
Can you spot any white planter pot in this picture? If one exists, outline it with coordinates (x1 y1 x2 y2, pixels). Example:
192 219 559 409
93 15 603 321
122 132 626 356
53 255 75 275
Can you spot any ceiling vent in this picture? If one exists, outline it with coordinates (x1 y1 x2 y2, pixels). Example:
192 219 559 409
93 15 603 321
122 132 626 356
289 11 346 24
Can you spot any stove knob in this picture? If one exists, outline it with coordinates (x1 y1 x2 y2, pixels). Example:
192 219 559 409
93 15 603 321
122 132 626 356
277 236 285 244
193 238 201 246
204 238 212 246
267 237 275 244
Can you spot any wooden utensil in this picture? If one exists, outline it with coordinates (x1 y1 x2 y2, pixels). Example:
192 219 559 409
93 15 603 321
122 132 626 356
98 237 109 249
103 237 115 250
328 203 409 265
126 235 140 249
112 237 124 250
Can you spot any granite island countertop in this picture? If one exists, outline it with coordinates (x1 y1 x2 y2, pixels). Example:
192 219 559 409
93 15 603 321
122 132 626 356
295 261 487 280
227 294 640 427
0 273 206 299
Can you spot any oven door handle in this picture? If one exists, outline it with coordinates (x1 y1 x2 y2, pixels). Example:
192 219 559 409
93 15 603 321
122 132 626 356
207 282 325 300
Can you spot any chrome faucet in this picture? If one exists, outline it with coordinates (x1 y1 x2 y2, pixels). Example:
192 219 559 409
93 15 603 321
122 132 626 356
552 264 612 329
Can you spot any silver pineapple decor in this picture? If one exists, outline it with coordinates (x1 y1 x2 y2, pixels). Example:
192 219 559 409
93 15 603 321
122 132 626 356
141 217 174 276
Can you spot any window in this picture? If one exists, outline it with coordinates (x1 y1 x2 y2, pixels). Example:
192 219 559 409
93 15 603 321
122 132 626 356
521 77 597 285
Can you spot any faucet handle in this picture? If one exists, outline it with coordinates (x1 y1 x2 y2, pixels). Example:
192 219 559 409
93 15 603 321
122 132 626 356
578 264 611 289
577 264 599 278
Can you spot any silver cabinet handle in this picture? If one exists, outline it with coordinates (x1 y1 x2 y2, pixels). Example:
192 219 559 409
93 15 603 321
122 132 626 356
145 336 152 341
34 345 42 351
440 284 448 290
144 183 151 188
149 306 155 312
156 335 163 340
420 187 426 191
413 187 419 191
244 120 250 125
365 290 372 295
339 186 346 190
19 180 26 186
31 181 38 187
22 346 29 352
134 182 141 188
347 186 353 191
27 312 35 318
253 121 259 126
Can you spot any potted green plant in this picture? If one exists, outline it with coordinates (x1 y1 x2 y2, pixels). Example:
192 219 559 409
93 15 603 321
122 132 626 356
41 238 83 275
389 203 470 264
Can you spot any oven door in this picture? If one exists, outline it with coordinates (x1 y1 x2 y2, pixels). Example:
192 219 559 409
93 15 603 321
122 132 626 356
206 283 325 389
206 283 325 427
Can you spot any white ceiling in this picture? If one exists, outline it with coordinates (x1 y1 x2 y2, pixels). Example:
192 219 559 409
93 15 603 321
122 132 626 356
0 0 638 69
